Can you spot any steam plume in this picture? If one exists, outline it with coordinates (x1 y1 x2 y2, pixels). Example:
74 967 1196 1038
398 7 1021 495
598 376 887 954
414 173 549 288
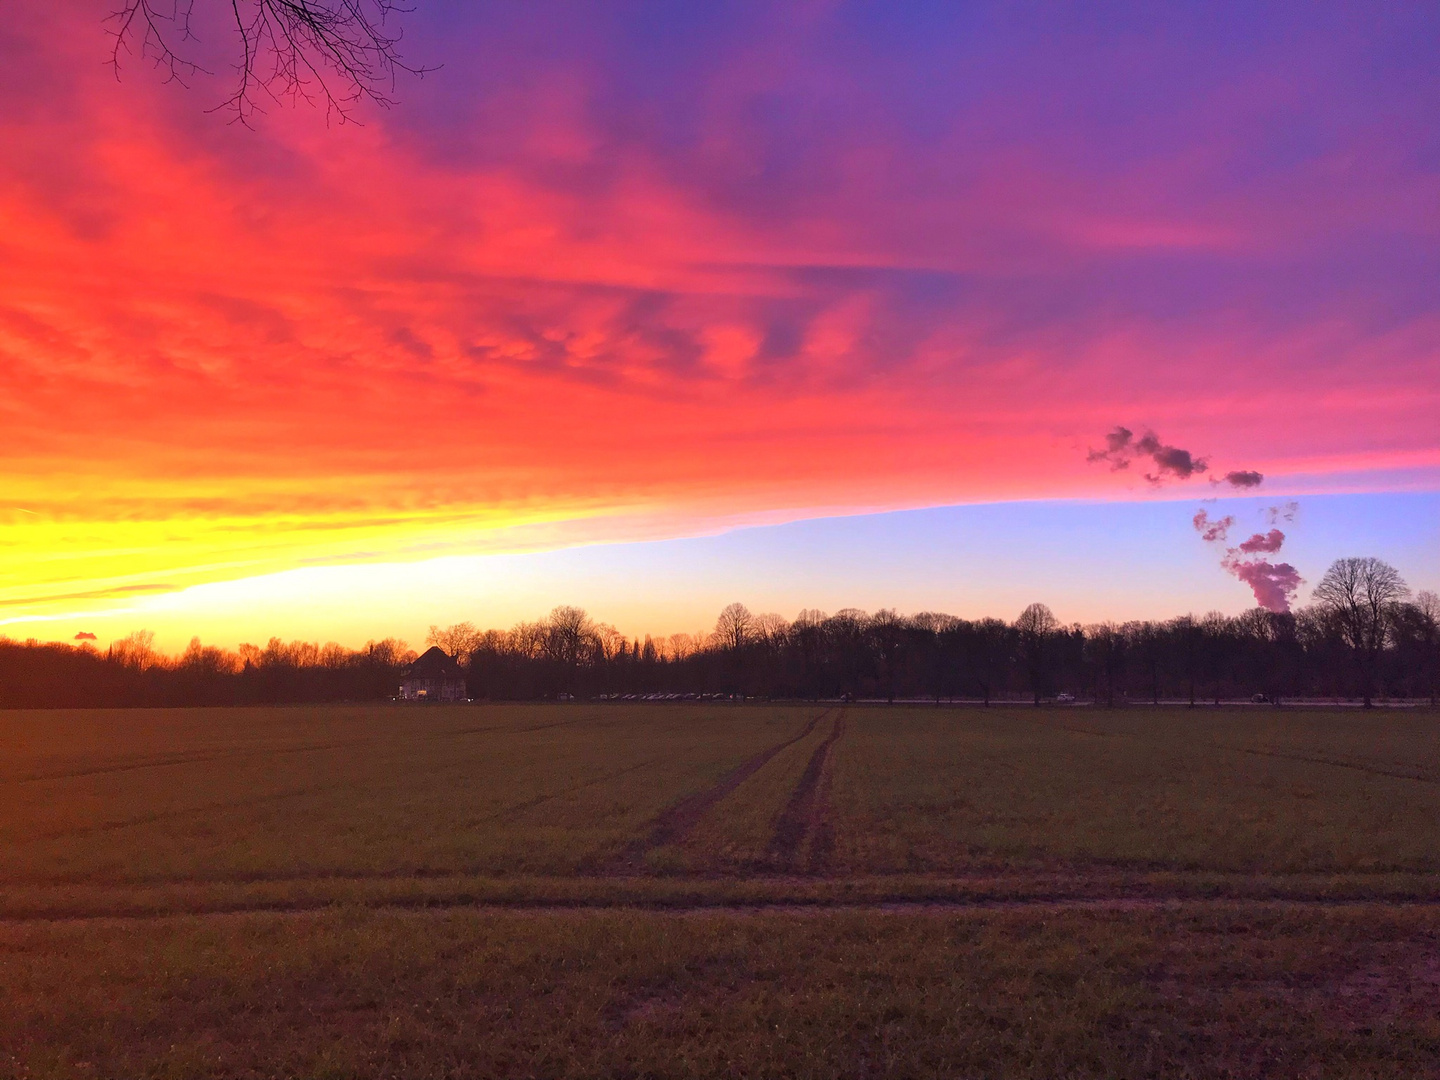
1221 554 1303 613
1192 509 1234 543
1194 509 1303 612
1237 529 1284 554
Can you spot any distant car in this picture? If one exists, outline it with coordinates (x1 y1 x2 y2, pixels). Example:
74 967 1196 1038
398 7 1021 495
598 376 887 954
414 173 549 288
1055 692 1076 703
1251 693 1269 703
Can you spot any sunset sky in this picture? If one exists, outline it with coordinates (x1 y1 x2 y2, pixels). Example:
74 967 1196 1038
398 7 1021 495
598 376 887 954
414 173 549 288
3 2 1438 651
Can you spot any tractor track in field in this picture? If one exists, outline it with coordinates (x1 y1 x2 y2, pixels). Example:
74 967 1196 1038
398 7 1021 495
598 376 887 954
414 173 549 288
7 889 1440 926
484 757 666 825
444 712 612 738
768 709 847 872
608 709 832 871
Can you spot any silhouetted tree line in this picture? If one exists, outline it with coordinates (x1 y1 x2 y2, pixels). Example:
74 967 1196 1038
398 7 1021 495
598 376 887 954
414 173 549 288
0 632 413 709
2 558 1436 709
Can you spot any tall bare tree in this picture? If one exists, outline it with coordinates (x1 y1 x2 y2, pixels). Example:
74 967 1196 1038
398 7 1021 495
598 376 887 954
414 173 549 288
1083 622 1126 706
752 613 791 648
1311 557 1410 707
1419 591 1440 707
1396 590 1439 707
665 633 698 662
109 1 430 123
426 621 481 663
543 606 596 669
970 617 1012 707
713 603 755 653
868 609 907 704
108 629 158 670
1014 602 1058 705
591 624 625 664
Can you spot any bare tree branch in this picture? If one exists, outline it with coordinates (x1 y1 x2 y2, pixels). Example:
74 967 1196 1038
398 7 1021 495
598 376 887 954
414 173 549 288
109 0 433 125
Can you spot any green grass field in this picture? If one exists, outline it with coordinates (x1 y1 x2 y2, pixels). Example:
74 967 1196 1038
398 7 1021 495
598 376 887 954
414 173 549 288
3 703 1439 1076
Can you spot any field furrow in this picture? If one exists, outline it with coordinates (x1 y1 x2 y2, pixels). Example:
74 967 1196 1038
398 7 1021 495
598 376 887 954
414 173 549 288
767 709 847 871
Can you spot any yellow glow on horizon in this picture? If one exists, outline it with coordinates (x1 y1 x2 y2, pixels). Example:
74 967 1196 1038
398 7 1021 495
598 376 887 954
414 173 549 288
0 495 629 624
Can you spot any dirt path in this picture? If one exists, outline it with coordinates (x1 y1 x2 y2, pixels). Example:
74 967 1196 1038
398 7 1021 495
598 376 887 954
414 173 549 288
609 709 831 870
768 709 846 871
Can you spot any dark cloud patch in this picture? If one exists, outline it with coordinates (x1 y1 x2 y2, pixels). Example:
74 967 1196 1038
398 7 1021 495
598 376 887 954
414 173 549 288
1087 426 1136 465
1089 427 1271 490
1265 502 1299 524
74 631 96 641
1220 469 1263 488
1088 426 1208 484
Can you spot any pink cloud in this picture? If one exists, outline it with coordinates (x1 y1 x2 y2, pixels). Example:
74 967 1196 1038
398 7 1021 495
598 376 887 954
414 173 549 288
1193 510 1235 543
1195 510 1300 611
1222 555 1303 613
1237 529 1285 554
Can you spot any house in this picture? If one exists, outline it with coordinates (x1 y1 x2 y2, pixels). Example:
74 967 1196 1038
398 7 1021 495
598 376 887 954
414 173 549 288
399 646 467 702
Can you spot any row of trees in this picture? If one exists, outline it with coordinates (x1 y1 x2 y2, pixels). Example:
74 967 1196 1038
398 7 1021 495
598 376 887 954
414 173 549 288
446 558 1435 707
0 558 1434 709
0 633 415 709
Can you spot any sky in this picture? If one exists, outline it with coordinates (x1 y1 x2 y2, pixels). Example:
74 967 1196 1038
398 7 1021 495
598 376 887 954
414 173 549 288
2 2 1438 651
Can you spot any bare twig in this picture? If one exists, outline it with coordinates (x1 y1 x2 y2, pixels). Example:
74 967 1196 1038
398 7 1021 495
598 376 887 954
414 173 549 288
110 0 207 88
109 0 434 125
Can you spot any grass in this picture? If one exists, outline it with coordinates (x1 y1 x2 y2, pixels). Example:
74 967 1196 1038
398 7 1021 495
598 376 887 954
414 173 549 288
7 704 1440 889
4 904 1439 1078
0 705 810 884
3 701 1440 1075
829 708 1440 874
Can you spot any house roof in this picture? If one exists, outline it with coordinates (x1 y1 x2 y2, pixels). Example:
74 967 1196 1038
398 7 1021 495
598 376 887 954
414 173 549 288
403 646 465 680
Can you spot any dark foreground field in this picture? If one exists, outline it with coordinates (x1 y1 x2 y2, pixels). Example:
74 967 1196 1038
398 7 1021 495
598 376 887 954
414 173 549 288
3 704 1439 1077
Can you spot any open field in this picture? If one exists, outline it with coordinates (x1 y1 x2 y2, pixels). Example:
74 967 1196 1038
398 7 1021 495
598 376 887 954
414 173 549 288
3 703 1440 1076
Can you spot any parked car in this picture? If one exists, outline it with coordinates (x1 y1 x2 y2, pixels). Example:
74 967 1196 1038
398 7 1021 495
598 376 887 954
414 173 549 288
1055 692 1076 703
